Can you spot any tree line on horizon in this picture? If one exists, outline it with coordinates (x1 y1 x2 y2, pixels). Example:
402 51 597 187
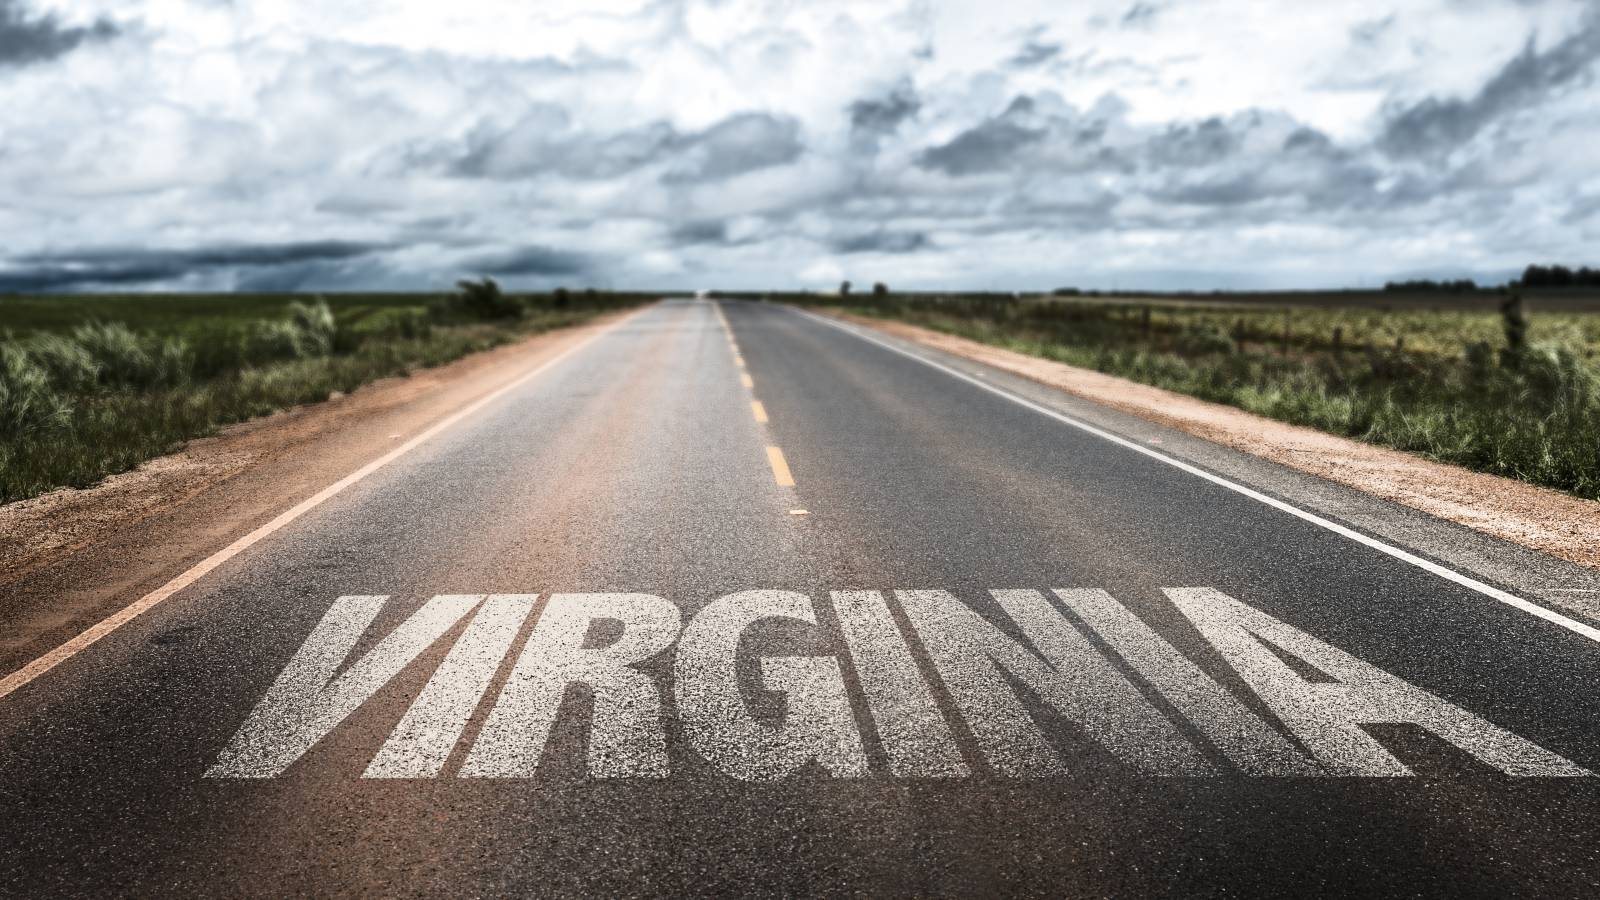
1383 265 1600 294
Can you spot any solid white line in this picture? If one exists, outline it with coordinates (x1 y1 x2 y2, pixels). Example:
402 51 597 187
0 307 650 705
792 307 1600 646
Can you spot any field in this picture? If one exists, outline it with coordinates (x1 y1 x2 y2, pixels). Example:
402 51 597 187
768 289 1600 501
0 287 647 503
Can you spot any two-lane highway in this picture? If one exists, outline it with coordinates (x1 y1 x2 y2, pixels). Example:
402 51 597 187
4 299 1600 897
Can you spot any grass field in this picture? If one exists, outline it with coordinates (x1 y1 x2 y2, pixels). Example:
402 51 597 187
765 290 1600 501
0 286 648 503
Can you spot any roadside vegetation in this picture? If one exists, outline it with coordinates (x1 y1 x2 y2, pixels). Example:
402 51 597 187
773 287 1600 500
0 281 645 503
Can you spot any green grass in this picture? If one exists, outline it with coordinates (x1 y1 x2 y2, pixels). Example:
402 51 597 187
0 287 648 503
775 292 1600 500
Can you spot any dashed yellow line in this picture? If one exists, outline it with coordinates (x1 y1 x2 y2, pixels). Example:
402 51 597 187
716 301 796 491
765 446 795 487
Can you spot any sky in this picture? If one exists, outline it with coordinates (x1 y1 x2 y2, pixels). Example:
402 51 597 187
0 0 1597 293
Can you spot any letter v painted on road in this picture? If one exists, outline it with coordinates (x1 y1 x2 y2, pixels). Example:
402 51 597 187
208 595 481 779
0 307 646 707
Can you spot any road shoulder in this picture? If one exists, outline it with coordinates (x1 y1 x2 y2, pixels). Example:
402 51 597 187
0 311 633 667
811 308 1600 613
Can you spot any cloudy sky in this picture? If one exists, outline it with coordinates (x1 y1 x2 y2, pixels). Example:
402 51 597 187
1 0 1597 293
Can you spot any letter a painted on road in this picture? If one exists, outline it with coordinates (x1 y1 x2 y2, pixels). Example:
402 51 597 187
1167 588 1589 777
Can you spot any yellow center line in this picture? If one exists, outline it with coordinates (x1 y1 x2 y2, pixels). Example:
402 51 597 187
765 446 795 487
751 400 768 423
741 373 753 389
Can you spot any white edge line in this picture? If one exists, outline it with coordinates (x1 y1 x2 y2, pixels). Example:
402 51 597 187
792 306 1600 646
0 306 650 704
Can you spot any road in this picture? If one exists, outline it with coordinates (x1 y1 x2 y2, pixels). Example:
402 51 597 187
4 298 1600 897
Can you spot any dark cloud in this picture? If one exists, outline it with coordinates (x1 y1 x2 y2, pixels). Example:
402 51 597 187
668 221 730 246
1121 2 1166 28
1009 39 1061 68
1349 14 1395 46
1160 174 1270 207
917 119 1043 176
1283 126 1336 153
830 231 931 254
0 0 119 68
1144 117 1239 167
662 112 803 184
444 111 800 185
1380 12 1600 156
460 245 588 277
848 83 920 139
0 241 390 292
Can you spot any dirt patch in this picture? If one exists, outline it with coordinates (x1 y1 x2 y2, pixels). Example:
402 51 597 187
838 311 1600 571
0 313 630 587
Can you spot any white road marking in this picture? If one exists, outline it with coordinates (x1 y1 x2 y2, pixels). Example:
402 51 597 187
790 307 1600 647
897 589 1212 776
0 308 646 706
1168 588 1589 776
463 594 681 779
675 591 868 781
832 591 968 777
1052 589 1320 776
365 594 536 779
216 587 1585 779
208 595 478 778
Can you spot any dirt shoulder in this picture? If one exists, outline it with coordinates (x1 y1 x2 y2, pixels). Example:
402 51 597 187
0 311 633 661
834 311 1600 571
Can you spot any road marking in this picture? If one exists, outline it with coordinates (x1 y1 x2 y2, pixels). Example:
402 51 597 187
741 373 753 389
792 308 1600 647
215 588 1584 779
834 591 967 777
0 308 648 706
676 591 867 780
464 594 681 778
735 356 746 369
1168 587 1587 776
789 509 809 516
751 400 769 423
766 446 795 486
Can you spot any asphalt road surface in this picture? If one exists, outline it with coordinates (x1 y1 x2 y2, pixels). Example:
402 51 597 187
4 299 1600 897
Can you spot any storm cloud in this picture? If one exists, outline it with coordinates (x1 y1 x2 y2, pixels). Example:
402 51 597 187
0 0 118 68
0 242 392 293
1380 9 1600 156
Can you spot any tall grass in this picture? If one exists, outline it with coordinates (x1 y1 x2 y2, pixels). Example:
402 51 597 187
0 288 643 503
784 292 1600 500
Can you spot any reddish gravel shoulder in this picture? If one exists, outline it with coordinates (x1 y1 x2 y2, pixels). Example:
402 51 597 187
838 311 1600 571
0 314 629 590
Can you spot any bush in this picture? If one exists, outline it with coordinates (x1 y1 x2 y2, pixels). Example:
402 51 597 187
431 278 524 321
1175 322 1237 356
289 299 337 355
26 334 100 392
0 345 69 436
71 322 189 389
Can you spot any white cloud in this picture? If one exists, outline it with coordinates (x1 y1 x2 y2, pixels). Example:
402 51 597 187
1 0 1597 291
